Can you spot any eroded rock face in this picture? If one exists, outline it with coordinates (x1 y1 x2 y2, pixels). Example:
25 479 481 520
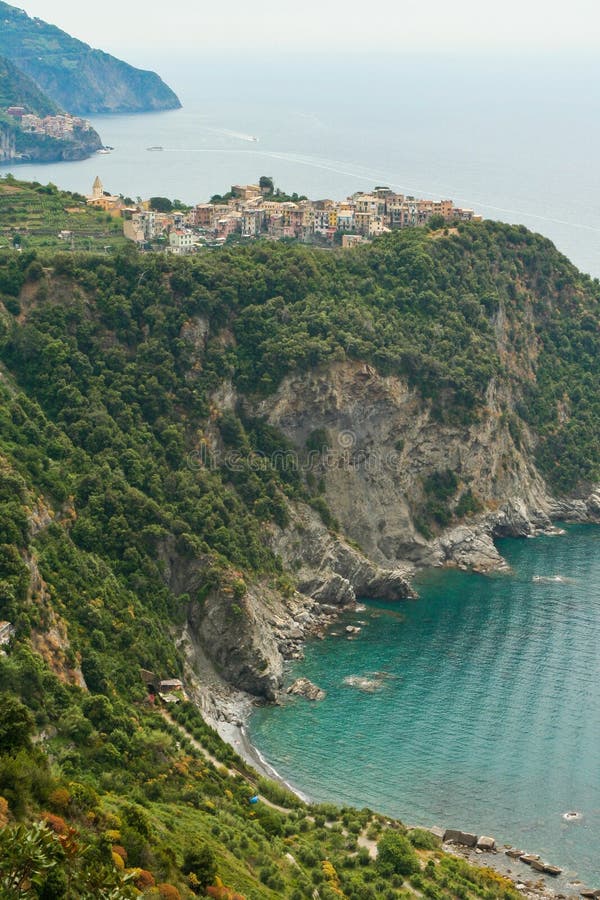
256 362 559 570
443 829 478 848
169 361 600 702
187 584 284 700
270 502 415 604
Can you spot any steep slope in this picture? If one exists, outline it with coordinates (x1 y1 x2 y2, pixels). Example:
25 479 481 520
0 220 599 895
0 1 181 113
0 52 60 116
0 219 599 707
0 54 103 162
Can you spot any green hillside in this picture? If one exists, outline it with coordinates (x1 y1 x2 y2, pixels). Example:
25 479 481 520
0 220 599 895
0 1 181 114
0 177 128 251
0 53 60 117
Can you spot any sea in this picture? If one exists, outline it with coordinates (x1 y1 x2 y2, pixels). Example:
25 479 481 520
1 51 600 276
249 526 600 887
4 51 600 883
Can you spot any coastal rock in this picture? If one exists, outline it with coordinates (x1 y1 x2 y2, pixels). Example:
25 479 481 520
529 859 547 873
520 854 541 866
269 500 415 605
506 848 525 859
477 836 496 851
443 829 478 848
434 526 507 573
187 584 283 701
543 865 563 877
286 678 326 701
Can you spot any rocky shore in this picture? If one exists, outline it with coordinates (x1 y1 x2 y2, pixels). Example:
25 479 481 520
171 364 600 900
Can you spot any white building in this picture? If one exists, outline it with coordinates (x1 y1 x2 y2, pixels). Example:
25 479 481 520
169 230 195 254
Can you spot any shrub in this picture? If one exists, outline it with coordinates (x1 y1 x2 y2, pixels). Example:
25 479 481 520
376 831 420 877
407 827 441 850
0 694 34 753
182 842 217 891
48 787 71 811
157 884 182 899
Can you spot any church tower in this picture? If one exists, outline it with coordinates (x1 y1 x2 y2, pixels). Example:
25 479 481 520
91 176 103 199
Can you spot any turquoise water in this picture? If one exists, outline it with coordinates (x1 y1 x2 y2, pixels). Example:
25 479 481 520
249 526 600 885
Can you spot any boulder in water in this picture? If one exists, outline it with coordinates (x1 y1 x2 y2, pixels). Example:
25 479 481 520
286 678 326 701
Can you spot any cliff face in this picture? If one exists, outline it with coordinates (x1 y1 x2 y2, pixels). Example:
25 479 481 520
0 1 181 114
255 361 599 574
0 122 15 161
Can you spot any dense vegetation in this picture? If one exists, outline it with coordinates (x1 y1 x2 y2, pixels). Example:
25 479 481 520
1 185 600 894
0 54 59 117
0 1 180 115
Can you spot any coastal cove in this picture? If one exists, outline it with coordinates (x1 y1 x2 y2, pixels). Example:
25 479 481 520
248 525 600 888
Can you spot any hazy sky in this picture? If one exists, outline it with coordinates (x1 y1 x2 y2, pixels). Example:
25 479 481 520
12 0 600 57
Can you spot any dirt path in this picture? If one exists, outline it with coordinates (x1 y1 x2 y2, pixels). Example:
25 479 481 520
159 709 292 815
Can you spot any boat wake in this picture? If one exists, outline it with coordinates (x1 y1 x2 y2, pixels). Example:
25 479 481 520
204 126 258 143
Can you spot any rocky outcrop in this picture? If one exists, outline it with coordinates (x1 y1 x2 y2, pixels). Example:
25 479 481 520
287 678 326 701
443 829 478 847
270 501 415 605
255 362 594 573
187 583 284 700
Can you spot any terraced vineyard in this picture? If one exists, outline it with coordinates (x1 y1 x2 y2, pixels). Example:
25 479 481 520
0 176 129 251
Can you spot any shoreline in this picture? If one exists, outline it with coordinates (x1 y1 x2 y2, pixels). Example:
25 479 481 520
215 718 310 802
214 703 587 899
186 524 600 900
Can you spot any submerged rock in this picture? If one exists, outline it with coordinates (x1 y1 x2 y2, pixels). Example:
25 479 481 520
286 678 326 701
343 674 385 693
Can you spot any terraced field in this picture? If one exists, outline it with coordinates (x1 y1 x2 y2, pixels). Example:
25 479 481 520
0 177 129 251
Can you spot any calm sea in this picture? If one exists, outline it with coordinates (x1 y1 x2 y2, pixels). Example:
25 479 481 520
249 526 600 887
2 51 600 276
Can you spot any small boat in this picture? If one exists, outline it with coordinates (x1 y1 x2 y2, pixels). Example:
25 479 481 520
96 148 111 154
250 136 258 142
147 146 164 151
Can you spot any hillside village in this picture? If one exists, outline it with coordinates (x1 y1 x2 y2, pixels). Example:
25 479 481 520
88 175 482 253
4 106 96 142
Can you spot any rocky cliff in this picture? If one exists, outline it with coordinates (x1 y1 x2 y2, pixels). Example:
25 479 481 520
2 228 600 713
175 358 600 705
255 361 600 574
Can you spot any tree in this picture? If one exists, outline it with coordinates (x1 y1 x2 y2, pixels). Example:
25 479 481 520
0 695 34 754
182 843 217 891
149 197 173 213
259 176 274 195
376 831 420 877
